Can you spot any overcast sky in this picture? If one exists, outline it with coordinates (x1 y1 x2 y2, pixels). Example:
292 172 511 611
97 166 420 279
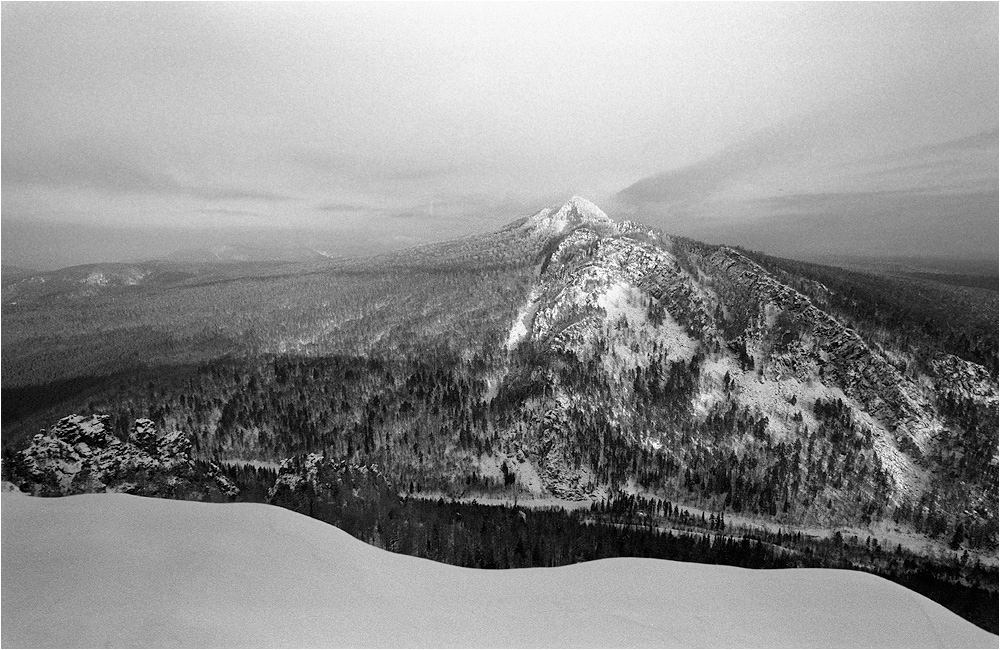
2 2 997 254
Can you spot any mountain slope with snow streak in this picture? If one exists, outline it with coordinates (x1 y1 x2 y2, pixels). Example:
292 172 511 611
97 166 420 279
2 493 996 648
489 197 995 528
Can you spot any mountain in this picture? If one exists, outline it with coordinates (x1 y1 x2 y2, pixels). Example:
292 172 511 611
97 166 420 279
3 491 996 648
4 198 996 522
3 197 995 516
2 197 997 630
486 199 996 536
613 128 999 261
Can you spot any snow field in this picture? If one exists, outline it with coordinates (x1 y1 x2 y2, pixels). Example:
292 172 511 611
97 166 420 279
2 492 996 648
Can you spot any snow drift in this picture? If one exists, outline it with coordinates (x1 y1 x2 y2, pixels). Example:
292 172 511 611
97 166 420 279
2 493 996 648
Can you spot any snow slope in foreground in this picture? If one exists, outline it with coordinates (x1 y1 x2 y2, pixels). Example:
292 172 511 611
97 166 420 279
2 493 996 649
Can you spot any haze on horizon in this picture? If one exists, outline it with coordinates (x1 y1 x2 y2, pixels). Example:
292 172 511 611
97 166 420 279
2 2 997 269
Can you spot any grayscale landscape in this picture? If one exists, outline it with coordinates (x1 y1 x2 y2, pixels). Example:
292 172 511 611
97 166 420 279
2 3 997 648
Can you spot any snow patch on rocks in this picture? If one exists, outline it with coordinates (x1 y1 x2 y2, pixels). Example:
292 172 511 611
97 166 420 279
505 287 542 350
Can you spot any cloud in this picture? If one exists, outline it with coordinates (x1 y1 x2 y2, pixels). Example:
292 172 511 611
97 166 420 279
315 202 373 213
621 187 999 261
388 209 435 221
2 145 294 203
194 208 267 217
611 116 999 261
188 187 293 203
2 147 176 195
617 119 818 204
292 148 463 185
618 107 1000 208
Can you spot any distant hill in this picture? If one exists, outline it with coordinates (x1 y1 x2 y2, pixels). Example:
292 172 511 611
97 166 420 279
164 243 334 263
0 264 38 285
0 218 411 271
3 492 995 648
1 222 539 388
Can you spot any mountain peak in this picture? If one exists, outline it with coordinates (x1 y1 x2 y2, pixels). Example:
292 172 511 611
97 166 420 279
527 196 613 233
563 195 611 222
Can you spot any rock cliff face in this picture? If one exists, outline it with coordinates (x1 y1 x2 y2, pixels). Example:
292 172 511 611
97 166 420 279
698 247 938 457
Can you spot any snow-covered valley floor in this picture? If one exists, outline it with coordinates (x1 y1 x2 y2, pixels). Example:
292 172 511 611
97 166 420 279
2 493 996 648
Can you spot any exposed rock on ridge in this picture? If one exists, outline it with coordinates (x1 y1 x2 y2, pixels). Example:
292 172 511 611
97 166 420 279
15 414 238 498
700 247 939 456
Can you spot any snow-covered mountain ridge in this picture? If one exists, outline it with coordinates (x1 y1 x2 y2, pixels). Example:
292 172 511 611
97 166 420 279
493 197 996 525
3 491 995 648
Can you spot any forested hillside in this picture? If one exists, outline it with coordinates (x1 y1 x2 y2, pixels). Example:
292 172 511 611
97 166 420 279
1 228 538 388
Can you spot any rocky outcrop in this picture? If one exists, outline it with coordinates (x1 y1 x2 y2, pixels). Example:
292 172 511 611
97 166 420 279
930 353 999 406
268 453 396 524
529 403 602 501
15 414 238 498
269 453 387 499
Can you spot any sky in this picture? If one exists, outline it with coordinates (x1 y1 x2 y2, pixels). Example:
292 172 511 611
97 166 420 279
2 2 997 265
